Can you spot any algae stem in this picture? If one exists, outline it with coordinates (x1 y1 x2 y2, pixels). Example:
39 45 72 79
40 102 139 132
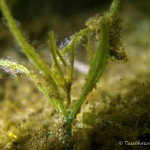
0 0 59 94
0 60 59 111
109 0 120 18
68 18 110 124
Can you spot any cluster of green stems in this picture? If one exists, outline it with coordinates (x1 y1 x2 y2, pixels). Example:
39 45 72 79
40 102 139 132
0 0 122 131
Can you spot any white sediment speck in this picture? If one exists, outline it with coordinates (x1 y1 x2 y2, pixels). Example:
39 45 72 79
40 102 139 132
59 38 70 49
74 60 89 74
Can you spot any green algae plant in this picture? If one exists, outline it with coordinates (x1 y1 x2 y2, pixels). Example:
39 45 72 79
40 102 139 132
0 0 126 143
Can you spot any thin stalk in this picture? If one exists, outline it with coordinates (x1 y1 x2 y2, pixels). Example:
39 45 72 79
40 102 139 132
65 84 71 107
57 97 69 120
0 60 59 111
55 48 70 80
0 0 59 95
48 32 70 119
68 18 110 124
55 48 68 68
64 35 77 106
64 34 78 106
70 36 77 82
48 32 66 86
68 0 120 123
86 31 94 63
109 0 120 18
0 0 68 120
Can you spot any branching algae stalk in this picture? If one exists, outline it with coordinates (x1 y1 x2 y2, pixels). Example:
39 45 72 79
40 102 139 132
0 0 126 138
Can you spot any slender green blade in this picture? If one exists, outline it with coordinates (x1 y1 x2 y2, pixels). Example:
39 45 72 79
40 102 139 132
0 60 59 111
0 0 58 92
68 17 110 123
